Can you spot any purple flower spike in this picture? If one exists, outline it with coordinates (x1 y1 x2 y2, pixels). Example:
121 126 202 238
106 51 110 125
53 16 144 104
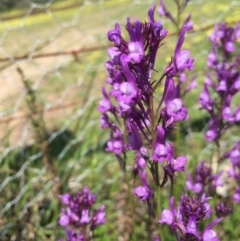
200 22 240 143
99 1 197 216
159 194 221 241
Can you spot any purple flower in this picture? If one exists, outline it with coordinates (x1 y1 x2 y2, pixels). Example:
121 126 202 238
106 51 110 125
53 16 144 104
225 142 240 165
222 106 234 122
80 210 91 224
99 114 111 129
215 202 232 218
134 186 151 201
58 214 70 227
134 170 154 202
186 216 198 236
98 88 112 114
180 194 212 223
186 174 203 194
59 194 71 205
205 119 220 142
127 120 142 151
161 78 188 127
207 52 218 67
65 229 85 241
152 127 172 162
202 230 219 241
159 209 174 225
174 26 194 73
199 85 214 112
202 218 222 241
170 156 187 172
106 129 124 155
185 161 223 196
233 187 240 203
108 23 122 46
91 205 106 229
136 153 146 170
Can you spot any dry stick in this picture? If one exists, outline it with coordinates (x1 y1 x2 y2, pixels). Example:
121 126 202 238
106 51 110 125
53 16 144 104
17 67 60 196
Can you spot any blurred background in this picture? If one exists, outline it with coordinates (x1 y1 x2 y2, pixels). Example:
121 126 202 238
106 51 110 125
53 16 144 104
0 0 240 240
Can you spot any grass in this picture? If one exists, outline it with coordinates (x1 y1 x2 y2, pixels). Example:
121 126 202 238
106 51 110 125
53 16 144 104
1 0 240 240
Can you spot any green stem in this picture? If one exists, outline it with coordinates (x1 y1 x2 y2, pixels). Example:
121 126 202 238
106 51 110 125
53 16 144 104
176 0 181 35
175 123 181 157
149 90 156 141
157 185 164 241
124 171 136 241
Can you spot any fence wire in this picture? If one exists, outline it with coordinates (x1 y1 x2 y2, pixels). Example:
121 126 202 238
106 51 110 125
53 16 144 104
0 0 240 240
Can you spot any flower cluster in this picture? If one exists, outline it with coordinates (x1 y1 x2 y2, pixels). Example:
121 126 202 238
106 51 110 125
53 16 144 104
199 23 240 142
98 4 194 208
159 194 222 241
185 160 223 195
58 187 106 241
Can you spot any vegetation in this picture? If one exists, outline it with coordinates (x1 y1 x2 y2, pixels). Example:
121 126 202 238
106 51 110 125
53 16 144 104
0 0 240 240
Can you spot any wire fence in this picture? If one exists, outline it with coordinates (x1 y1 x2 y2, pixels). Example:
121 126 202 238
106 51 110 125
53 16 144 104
0 0 240 240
